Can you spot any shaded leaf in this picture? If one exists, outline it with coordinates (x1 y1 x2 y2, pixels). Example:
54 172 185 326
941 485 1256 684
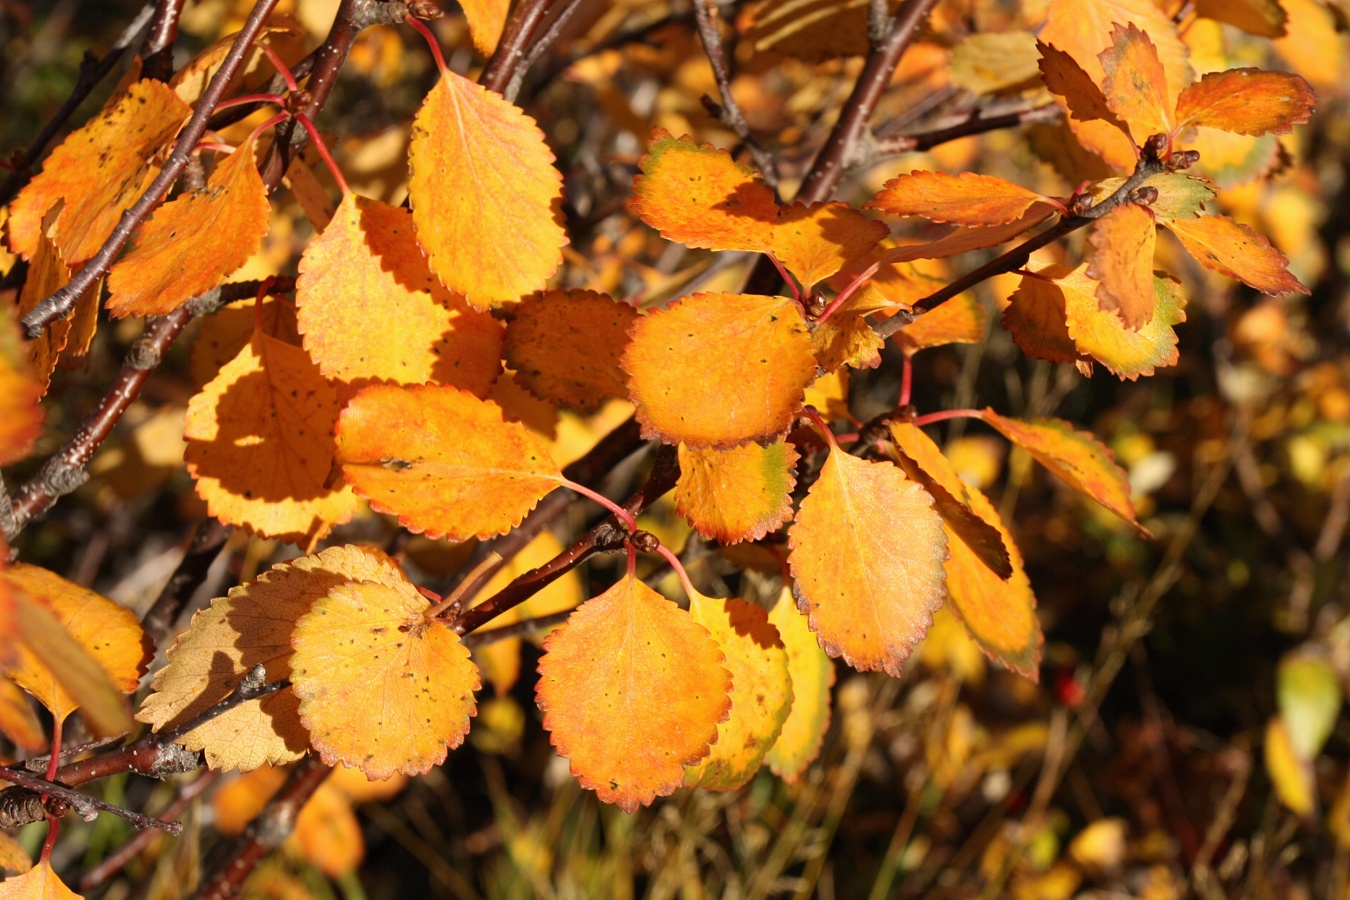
788 448 947 676
630 129 777 251
536 573 731 812
1098 23 1172 143
291 579 480 779
771 202 887 293
684 592 792 791
1091 173 1215 220
1195 0 1287 37
624 293 816 449
1037 41 1126 132
895 293 988 354
1277 654 1341 761
675 441 798 544
335 384 561 541
297 193 503 394
1267 716 1315 816
1163 214 1308 295
868 171 1048 226
1086 202 1158 328
764 589 835 782
0 830 31 874
0 306 43 465
503 290 637 411
0 678 45 751
136 545 408 771
981 409 1145 532
408 69 566 307
1003 268 1083 365
1174 68 1316 136
185 329 360 548
881 204 1057 263
106 139 270 317
810 284 894 371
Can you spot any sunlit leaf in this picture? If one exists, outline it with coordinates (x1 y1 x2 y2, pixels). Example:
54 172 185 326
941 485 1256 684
15 232 77 393
1098 23 1172 143
674 441 798 544
185 329 360 548
137 545 408 771
788 448 947 676
981 409 1146 533
950 31 1042 94
895 293 988 354
106 139 270 317
684 592 792 791
0 860 81 900
809 285 894 372
771 202 888 293
1277 654 1341 761
1091 173 1215 220
1163 214 1308 296
408 69 566 307
880 204 1056 264
624 293 816 448
1174 68 1316 136
8 79 190 263
1194 0 1287 37
0 307 43 464
868 171 1048 226
460 0 510 55
1063 264 1186 379
5 565 147 734
503 290 637 411
1037 41 1126 133
630 129 777 251
1086 202 1158 329
1266 716 1315 816
335 384 561 541
291 579 480 779
536 572 731 812
297 193 503 394
764 589 835 782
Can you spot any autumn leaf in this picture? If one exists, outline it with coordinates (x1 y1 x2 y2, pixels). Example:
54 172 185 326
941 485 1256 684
460 0 511 55
1037 40 1127 134
950 31 1042 94
1087 202 1158 328
335 384 561 541
15 232 76 393
809 284 898 372
8 78 190 264
788 447 948 676
684 592 792 791
296 193 504 394
0 306 43 465
674 441 798 544
1162 214 1308 296
168 20 302 106
1089 172 1215 220
408 68 566 307
536 572 731 812
624 293 816 448
1003 267 1083 366
1194 0 1287 37
888 422 1040 678
185 328 360 548
1174 68 1316 136
0 827 32 875
290 579 480 779
764 589 835 782
771 202 888 293
136 545 408 771
105 138 271 318
4 564 148 735
0 861 81 900
630 129 777 251
1063 264 1186 379
895 293 988 355
0 678 45 751
1098 23 1172 144
981 409 1146 533
503 290 637 411
868 171 1049 226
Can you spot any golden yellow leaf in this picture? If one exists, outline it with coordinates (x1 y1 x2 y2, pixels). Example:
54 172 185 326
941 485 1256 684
503 290 637 411
674 441 798 544
764 589 835 783
0 861 81 900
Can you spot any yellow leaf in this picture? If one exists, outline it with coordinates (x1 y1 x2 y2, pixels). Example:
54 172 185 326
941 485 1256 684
764 589 835 782
674 441 798 544
0 860 81 900
1266 715 1315 816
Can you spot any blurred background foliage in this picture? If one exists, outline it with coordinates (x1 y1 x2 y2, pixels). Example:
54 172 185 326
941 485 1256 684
3 0 1350 897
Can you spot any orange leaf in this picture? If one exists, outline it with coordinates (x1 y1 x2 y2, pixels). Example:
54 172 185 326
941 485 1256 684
1037 41 1127 133
297 193 503 394
536 572 731 812
0 307 43 465
460 0 511 55
0 828 32 874
809 284 895 372
888 423 1040 678
1062 264 1186 379
16 232 74 394
981 409 1146 533
191 297 301 387
624 293 816 448
674 441 798 544
629 130 777 251
0 678 45 751
684 592 792 791
105 139 270 317
1003 267 1083 365
788 448 947 676
408 69 566 307
0 861 81 900
1195 0 1287 38
771 202 888 293
503 290 637 411
881 204 1056 263
136 545 407 771
1098 23 1172 142
291 579 479 779
1086 202 1158 329
868 171 1047 226
1163 214 1308 295
4 565 147 734
1174 68 1316 136
764 589 835 783
184 329 360 548
895 293 988 355
8 79 190 264
335 384 561 541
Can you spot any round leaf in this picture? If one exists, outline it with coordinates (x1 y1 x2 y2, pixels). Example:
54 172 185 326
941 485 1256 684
674 441 798 544
503 290 637 411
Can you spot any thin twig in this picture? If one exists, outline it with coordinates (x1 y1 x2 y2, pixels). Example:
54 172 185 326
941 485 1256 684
0 769 183 834
872 101 1062 157
504 0 586 103
693 0 778 187
480 0 559 97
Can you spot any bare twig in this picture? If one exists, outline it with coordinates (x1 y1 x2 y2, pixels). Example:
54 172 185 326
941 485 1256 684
462 610 573 648
0 769 184 834
693 0 778 186
141 0 189 79
504 0 586 103
872 101 1062 157
480 0 560 97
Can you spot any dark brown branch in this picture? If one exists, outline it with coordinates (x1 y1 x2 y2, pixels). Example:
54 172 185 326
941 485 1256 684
873 101 1062 157
191 755 331 900
21 0 283 336
0 769 183 833
6 281 286 540
480 0 560 97
502 0 586 102
453 444 680 634
693 0 778 187
141 0 188 80
141 519 234 648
